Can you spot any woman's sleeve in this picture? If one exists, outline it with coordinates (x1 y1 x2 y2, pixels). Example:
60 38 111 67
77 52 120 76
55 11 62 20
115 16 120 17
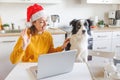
10 36 25 64
48 34 63 53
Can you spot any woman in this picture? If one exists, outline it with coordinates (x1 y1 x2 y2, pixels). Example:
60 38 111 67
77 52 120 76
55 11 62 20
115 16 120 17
10 4 69 64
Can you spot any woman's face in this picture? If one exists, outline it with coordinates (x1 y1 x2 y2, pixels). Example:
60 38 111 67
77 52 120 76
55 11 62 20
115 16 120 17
33 17 47 32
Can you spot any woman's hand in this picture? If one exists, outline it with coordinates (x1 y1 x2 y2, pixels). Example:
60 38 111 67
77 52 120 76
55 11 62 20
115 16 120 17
21 28 31 50
61 38 70 50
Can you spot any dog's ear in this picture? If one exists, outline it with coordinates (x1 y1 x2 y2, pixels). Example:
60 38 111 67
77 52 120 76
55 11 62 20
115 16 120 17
86 19 93 36
69 19 77 27
84 19 93 30
70 19 78 34
86 19 93 27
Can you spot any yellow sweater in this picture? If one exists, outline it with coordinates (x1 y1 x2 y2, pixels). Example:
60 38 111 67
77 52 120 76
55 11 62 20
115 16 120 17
10 31 63 64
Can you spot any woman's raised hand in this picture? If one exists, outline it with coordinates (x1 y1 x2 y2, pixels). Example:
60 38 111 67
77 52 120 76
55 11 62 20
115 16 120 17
21 28 31 50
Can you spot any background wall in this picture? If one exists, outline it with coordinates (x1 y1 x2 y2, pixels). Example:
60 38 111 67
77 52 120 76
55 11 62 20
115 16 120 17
0 0 119 29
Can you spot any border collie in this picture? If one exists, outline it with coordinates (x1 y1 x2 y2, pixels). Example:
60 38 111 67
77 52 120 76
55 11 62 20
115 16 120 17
65 19 92 62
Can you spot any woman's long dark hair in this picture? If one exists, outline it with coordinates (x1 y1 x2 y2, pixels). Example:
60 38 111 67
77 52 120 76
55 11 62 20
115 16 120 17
29 25 38 35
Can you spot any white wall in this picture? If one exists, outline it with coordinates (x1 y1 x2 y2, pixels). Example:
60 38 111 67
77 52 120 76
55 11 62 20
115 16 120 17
0 0 119 29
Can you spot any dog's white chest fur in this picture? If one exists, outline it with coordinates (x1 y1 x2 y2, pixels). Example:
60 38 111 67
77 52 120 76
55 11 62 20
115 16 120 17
70 29 88 62
66 19 92 62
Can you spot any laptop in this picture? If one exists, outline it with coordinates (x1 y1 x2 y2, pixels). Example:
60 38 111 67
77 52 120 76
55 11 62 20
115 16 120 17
29 50 77 80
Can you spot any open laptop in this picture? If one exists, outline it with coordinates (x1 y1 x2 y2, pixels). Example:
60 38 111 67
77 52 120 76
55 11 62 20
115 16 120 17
29 50 77 80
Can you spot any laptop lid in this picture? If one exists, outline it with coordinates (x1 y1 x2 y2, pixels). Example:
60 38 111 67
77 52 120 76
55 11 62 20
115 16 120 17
37 50 77 80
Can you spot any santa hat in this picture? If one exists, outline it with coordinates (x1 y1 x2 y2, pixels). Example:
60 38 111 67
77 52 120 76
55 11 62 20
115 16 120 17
26 4 46 26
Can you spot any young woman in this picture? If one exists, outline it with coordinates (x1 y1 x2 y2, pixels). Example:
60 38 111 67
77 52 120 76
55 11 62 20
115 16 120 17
10 4 69 64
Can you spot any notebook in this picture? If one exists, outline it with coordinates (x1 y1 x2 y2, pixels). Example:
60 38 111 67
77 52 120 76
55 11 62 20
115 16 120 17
29 50 77 80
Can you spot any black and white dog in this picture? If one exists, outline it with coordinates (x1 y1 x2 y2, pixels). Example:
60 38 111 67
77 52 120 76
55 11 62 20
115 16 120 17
65 19 92 62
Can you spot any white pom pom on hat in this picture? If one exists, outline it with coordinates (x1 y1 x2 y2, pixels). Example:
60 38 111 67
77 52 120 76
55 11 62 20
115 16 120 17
26 3 46 27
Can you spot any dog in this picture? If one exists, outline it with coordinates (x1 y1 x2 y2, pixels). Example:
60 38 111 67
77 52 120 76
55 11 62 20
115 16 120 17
65 19 92 62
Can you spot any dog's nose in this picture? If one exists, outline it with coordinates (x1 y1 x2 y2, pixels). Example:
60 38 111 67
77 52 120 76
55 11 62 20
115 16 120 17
82 30 86 34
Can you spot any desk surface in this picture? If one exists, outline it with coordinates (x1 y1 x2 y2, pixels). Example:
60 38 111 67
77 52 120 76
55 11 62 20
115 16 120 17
5 63 92 80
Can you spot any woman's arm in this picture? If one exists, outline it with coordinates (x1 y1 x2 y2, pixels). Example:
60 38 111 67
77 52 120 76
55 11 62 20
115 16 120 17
10 37 25 64
48 34 70 53
10 28 31 64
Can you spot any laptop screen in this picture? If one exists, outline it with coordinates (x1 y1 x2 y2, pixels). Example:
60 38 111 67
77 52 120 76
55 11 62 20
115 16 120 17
37 50 77 79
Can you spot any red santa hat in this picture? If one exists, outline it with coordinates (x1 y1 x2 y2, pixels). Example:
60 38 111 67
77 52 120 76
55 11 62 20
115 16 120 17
26 4 46 26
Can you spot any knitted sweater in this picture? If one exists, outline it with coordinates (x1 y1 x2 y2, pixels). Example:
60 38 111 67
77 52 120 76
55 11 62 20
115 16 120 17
10 31 63 64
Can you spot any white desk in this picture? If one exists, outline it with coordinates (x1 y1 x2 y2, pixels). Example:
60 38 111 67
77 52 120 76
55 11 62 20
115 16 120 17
5 63 92 80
